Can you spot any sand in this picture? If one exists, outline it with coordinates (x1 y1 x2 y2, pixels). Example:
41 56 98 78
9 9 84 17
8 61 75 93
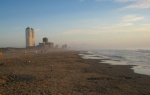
0 49 150 95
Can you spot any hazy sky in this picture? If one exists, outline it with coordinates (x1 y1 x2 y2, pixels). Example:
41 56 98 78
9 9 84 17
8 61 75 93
0 0 150 49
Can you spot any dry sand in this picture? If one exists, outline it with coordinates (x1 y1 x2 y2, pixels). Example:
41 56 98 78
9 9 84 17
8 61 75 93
0 50 150 95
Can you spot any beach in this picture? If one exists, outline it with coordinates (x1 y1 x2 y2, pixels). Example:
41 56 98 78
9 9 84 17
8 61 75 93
0 49 150 95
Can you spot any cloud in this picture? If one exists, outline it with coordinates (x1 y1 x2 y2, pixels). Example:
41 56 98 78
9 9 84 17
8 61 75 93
116 22 133 27
62 14 146 37
116 0 136 3
62 23 150 36
81 0 150 9
62 14 146 36
134 24 150 32
61 24 150 41
106 15 144 28
97 23 150 33
116 0 150 9
122 15 144 22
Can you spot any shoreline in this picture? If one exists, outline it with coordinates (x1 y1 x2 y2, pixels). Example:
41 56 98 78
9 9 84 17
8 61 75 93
0 50 150 95
79 50 150 76
80 52 150 95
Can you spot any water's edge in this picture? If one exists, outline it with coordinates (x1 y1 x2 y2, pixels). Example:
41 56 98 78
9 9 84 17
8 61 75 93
79 50 150 76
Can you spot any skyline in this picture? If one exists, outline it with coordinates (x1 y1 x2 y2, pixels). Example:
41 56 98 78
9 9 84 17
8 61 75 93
0 0 150 49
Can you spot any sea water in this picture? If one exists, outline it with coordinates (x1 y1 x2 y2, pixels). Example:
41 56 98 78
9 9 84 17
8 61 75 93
79 50 150 76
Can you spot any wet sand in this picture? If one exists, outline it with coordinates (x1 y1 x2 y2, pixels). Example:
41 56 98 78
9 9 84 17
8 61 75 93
0 50 150 95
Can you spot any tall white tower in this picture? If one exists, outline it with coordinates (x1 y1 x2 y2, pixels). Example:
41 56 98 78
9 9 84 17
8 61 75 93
25 27 35 48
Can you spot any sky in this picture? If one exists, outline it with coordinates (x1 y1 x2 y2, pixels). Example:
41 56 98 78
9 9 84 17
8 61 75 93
0 0 150 49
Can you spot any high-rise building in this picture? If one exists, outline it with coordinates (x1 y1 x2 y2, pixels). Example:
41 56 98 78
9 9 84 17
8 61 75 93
25 27 35 48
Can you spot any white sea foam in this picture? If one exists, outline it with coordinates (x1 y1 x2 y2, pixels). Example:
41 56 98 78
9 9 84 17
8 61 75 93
79 50 150 76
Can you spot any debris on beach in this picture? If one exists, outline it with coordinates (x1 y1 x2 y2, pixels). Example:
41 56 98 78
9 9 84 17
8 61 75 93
0 52 2 57
24 52 26 55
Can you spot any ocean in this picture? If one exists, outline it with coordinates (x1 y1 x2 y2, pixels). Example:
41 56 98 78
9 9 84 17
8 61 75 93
79 50 150 76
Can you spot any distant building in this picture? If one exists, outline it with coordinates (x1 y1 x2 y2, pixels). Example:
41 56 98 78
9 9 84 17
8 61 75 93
43 37 48 43
37 37 54 49
62 44 67 49
25 27 35 48
55 45 59 49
